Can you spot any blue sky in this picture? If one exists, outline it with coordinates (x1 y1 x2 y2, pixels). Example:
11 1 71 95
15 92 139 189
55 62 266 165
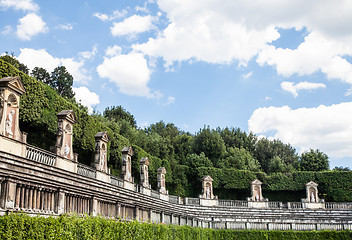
1 0 352 168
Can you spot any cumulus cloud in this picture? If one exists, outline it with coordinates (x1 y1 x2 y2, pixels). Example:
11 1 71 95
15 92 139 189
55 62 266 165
17 48 91 83
248 102 352 159
0 0 39 12
111 14 154 37
97 52 159 98
16 13 47 40
281 81 326 97
73 87 100 114
131 0 352 86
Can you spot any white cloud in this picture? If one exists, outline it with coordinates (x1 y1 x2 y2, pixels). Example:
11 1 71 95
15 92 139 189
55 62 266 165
0 0 39 12
281 81 326 98
78 45 98 60
248 102 352 159
131 0 352 86
242 71 253 79
105 45 122 57
16 13 47 40
73 87 100 114
111 14 154 37
97 52 158 98
1 25 12 35
56 23 73 31
93 9 127 22
17 48 91 83
166 96 175 105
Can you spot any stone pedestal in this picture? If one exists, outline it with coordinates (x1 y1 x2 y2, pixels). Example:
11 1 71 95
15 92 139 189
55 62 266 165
200 198 218 206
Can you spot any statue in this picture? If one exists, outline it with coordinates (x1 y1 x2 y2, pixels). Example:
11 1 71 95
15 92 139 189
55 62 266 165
255 194 260 201
56 125 63 147
206 186 211 199
100 151 106 171
145 166 148 185
64 142 70 158
5 110 15 137
311 191 315 203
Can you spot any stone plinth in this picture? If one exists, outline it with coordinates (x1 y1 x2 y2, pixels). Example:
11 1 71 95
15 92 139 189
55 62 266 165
200 198 218 206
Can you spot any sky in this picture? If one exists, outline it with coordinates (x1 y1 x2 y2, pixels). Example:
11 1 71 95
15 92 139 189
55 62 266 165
1 0 352 169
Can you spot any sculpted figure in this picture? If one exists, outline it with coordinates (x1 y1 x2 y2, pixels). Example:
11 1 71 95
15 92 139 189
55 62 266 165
64 142 70 158
5 110 15 137
56 125 63 147
100 151 106 171
311 191 315 202
206 186 211 199
0 92 4 123
255 194 260 201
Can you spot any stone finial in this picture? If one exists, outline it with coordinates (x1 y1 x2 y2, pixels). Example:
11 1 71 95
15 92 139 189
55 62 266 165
304 181 322 203
121 147 133 182
54 110 77 161
140 157 150 188
158 167 167 194
94 132 109 173
248 179 267 202
201 175 214 199
0 77 26 142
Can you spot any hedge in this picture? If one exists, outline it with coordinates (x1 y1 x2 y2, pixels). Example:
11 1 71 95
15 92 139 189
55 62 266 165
0 214 350 240
197 167 352 201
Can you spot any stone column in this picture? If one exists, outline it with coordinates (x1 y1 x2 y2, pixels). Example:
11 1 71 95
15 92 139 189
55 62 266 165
139 157 150 188
5 180 17 209
92 197 98 216
121 147 133 182
57 190 65 214
94 132 109 173
53 110 77 161
157 167 167 194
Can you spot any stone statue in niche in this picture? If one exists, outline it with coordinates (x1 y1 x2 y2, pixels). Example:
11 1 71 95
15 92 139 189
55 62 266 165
64 142 70 158
5 110 15 137
0 91 4 123
206 185 211 199
310 190 316 202
100 151 106 171
145 166 148 185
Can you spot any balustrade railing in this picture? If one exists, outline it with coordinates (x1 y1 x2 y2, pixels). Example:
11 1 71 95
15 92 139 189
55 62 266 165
325 202 352 209
151 190 160 199
110 175 124 187
169 195 179 204
268 201 282 209
288 202 304 209
26 144 56 166
186 197 200 206
77 164 96 179
218 199 248 207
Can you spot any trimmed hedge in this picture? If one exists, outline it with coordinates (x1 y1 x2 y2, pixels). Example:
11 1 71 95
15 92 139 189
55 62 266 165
0 214 350 240
197 167 352 201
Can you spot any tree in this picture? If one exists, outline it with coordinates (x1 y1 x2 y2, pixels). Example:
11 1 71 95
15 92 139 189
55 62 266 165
192 126 226 165
50 66 75 99
31 67 51 84
268 156 294 173
0 54 29 74
104 106 137 128
299 149 329 171
333 166 351 171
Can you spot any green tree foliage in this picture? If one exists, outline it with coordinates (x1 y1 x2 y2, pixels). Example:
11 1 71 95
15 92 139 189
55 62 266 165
192 126 226 165
31 67 51 84
50 66 75 99
299 149 329 171
0 54 29 74
104 105 137 128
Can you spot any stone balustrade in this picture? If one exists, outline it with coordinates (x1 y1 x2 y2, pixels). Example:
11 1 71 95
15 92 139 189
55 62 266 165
325 202 352 209
26 144 56 166
218 199 248 208
77 164 97 179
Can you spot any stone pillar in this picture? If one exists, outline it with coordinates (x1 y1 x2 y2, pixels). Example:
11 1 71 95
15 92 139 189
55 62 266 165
157 167 167 194
139 157 150 188
135 206 140 221
304 181 320 203
0 77 26 142
94 132 109 173
53 110 77 161
92 197 98 216
57 190 65 214
5 179 17 209
200 175 214 199
248 179 266 202
121 147 133 182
